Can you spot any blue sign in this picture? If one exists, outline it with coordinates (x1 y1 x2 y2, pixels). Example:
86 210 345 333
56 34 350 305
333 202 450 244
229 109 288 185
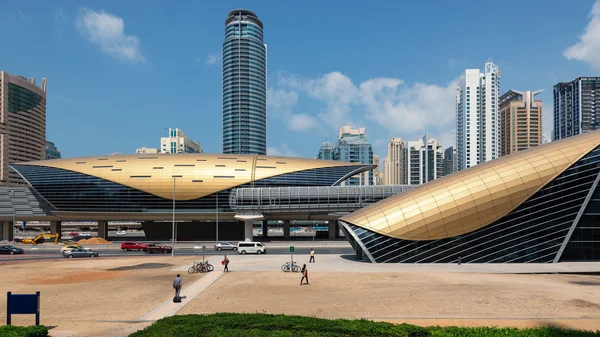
6 291 40 325
22 221 26 230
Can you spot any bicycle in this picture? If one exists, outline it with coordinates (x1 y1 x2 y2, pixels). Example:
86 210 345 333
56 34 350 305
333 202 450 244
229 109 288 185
281 261 299 272
188 260 214 274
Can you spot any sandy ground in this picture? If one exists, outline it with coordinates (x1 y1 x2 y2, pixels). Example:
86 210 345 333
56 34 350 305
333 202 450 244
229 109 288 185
178 271 600 330
0 256 205 337
1 256 600 336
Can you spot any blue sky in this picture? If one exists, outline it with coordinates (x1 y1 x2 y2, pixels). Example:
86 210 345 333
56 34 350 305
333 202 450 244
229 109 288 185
1 1 599 161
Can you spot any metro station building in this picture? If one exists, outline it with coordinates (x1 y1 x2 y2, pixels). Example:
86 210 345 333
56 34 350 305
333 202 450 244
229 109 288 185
341 131 600 263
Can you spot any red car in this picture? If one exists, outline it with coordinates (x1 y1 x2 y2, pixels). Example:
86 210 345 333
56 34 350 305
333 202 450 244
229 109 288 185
121 241 147 251
143 244 172 254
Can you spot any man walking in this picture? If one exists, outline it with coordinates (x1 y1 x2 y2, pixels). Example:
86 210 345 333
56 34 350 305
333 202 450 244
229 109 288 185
173 274 183 299
309 248 315 263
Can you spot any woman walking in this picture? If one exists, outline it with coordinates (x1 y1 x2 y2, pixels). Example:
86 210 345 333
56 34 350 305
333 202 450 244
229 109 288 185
300 264 309 285
223 255 230 272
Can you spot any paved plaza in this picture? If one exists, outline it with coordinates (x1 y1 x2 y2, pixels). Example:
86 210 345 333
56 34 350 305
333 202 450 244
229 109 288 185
0 254 599 337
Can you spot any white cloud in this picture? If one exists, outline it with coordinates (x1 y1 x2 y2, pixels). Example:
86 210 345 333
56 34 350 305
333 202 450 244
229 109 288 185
267 88 318 131
274 71 458 138
17 9 30 23
205 54 218 66
435 129 456 150
53 9 68 40
76 8 145 63
564 1 600 69
267 144 299 157
288 113 318 131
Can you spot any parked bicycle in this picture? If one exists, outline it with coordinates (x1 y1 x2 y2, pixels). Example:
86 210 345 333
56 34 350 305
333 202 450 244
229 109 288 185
188 260 214 274
281 261 299 272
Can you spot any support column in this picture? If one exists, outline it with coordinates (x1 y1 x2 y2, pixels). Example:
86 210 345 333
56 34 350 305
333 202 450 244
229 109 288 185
0 221 14 242
262 221 268 237
283 220 290 240
50 221 62 238
98 221 108 239
329 220 336 240
244 220 253 242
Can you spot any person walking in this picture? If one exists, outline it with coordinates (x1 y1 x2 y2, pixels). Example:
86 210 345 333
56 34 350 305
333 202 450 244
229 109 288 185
309 248 315 263
223 255 230 272
300 264 309 285
173 274 183 298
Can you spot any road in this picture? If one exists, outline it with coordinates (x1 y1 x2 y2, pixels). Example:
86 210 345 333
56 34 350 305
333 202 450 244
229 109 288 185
0 242 355 261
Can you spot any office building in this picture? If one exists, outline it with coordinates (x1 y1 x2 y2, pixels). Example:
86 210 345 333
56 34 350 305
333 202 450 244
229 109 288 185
456 62 500 171
404 137 443 185
161 128 202 154
383 138 404 185
135 147 159 155
0 71 46 185
46 141 61 160
316 141 335 160
341 131 600 263
553 77 600 140
222 9 267 155
372 154 382 185
335 126 373 185
499 90 543 156
443 146 456 176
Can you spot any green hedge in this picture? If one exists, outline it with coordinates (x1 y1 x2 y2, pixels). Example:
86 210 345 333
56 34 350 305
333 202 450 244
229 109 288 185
0 325 48 337
129 313 600 337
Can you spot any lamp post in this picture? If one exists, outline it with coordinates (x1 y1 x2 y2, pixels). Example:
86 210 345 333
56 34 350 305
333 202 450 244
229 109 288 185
172 175 182 257
10 190 15 239
216 191 219 243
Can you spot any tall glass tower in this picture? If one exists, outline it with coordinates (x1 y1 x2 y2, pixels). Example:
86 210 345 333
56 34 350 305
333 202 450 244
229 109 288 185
222 9 267 155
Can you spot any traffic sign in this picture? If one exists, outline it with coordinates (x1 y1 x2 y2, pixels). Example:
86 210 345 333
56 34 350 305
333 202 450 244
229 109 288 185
289 246 294 253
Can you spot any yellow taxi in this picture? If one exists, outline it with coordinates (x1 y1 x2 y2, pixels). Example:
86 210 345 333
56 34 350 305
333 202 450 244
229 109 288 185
60 244 91 252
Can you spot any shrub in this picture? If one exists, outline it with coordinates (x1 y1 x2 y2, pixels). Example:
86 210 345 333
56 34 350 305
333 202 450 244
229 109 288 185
0 325 48 337
129 313 600 337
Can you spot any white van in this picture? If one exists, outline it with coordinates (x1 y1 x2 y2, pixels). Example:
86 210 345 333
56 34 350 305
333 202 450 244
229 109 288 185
237 242 266 255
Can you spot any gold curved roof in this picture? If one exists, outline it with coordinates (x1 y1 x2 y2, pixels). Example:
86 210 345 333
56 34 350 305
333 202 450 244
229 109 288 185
341 131 600 241
17 154 369 200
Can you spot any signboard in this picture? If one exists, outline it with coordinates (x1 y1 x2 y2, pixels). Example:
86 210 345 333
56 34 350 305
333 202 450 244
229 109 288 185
289 246 294 253
6 291 40 325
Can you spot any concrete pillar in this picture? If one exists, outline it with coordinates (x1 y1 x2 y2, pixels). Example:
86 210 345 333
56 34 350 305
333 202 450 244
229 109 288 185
98 221 108 239
0 221 14 242
244 220 254 241
50 221 62 238
283 220 290 240
261 221 268 237
329 220 336 240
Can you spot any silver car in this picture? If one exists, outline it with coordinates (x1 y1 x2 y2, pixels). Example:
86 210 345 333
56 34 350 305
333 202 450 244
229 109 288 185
214 242 237 251
62 248 98 258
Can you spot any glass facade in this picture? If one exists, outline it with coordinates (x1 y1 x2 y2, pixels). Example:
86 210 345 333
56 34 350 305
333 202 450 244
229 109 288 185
342 145 600 263
222 9 267 155
554 77 600 141
11 164 365 213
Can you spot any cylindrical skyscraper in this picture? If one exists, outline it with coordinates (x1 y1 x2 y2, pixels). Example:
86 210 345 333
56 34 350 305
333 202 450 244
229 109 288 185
222 9 267 155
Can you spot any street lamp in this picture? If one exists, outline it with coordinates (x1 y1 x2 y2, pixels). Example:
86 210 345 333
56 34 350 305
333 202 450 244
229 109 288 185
216 191 219 243
172 175 182 257
10 190 15 239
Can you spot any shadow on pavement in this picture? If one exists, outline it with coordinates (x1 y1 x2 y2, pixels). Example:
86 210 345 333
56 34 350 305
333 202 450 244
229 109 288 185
340 254 370 263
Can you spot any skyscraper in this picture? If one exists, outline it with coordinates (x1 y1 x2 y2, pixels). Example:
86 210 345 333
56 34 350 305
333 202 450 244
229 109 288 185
456 62 500 171
45 141 61 160
499 90 543 156
442 146 456 176
335 126 373 185
222 9 267 155
553 77 600 140
0 71 46 185
161 128 202 154
316 141 335 160
372 153 382 185
383 138 404 185
405 137 443 185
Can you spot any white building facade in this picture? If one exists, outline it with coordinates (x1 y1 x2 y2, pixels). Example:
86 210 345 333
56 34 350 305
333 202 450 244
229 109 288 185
456 62 500 171
383 137 404 185
161 128 202 154
405 137 444 185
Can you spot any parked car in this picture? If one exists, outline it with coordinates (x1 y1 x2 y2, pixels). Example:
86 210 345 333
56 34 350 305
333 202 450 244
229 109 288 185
143 244 172 254
69 231 79 237
79 232 92 237
121 241 146 251
62 248 98 258
237 242 266 255
214 242 237 251
116 230 127 235
60 244 91 252
0 245 24 255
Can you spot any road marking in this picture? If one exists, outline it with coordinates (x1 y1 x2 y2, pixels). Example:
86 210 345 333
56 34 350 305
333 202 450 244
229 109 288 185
140 271 223 321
